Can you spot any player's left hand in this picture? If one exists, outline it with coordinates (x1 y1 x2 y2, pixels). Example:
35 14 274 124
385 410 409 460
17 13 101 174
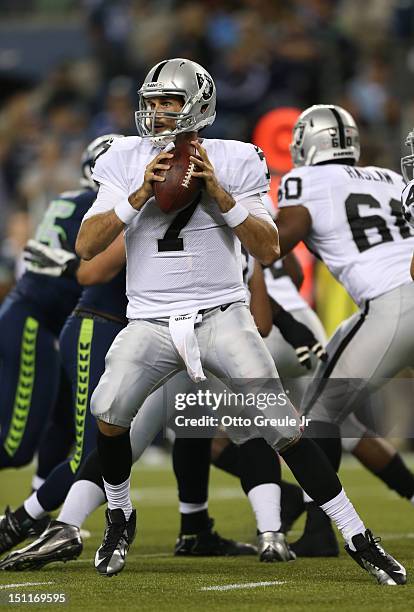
190 141 222 198
23 239 80 278
273 308 328 369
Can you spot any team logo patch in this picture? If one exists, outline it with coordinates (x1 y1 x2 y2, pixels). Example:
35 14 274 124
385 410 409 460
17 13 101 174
197 73 214 100
293 123 305 146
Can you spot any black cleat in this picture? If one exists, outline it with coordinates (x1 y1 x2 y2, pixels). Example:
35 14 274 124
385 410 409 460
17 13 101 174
26 515 51 539
174 518 257 557
0 507 32 555
258 531 296 562
280 481 305 534
291 503 339 557
0 521 82 571
345 530 406 586
95 509 136 577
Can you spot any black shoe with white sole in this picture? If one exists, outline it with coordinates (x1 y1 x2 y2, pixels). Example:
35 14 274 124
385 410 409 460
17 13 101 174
345 529 406 586
95 509 136 577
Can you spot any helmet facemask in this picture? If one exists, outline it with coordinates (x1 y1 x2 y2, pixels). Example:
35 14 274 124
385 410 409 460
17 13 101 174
135 93 193 147
401 130 414 183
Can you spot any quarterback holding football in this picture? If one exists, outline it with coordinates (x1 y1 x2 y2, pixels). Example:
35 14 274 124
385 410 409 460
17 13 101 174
75 58 404 585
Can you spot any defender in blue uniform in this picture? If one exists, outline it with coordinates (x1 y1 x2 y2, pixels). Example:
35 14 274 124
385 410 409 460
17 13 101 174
0 137 128 552
34 266 128 512
0 171 99 470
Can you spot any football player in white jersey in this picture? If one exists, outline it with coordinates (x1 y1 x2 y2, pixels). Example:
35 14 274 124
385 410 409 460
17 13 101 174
263 256 414 556
75 60 405 584
275 103 414 560
6 240 414 572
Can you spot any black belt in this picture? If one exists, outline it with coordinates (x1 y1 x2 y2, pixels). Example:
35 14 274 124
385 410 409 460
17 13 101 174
198 301 244 316
73 307 126 326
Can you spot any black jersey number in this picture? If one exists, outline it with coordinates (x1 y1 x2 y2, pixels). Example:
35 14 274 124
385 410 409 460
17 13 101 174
278 177 302 202
254 145 271 181
157 195 201 252
345 193 412 253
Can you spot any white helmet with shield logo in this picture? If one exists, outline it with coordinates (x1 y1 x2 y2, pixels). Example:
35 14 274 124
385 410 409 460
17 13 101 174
135 58 216 146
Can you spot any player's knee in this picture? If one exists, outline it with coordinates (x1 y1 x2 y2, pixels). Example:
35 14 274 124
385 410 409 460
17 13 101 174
90 384 112 420
97 419 128 436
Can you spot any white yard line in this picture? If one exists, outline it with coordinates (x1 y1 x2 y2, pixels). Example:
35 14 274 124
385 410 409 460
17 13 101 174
378 532 414 540
0 582 54 590
200 581 286 592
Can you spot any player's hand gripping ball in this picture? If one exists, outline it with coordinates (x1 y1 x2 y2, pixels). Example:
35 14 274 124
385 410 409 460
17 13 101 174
153 132 203 213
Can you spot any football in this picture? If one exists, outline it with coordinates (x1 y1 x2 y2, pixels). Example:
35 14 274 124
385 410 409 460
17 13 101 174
153 131 203 214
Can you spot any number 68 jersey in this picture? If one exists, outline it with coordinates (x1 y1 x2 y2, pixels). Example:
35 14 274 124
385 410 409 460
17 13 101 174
89 136 273 319
278 164 414 306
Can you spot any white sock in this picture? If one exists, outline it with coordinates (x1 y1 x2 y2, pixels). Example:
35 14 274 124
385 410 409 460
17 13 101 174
410 494 414 506
103 476 133 520
31 475 45 491
24 493 46 520
247 483 281 533
179 501 208 514
58 481 105 528
303 490 313 503
321 488 365 550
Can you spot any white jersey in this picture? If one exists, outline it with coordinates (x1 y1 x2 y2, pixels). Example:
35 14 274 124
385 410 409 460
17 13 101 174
261 195 308 311
86 136 272 318
278 164 414 306
264 260 308 312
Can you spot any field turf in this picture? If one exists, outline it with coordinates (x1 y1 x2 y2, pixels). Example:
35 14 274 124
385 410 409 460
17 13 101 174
0 455 413 611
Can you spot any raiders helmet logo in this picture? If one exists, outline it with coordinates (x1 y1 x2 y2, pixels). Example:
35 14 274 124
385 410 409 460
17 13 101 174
196 73 213 100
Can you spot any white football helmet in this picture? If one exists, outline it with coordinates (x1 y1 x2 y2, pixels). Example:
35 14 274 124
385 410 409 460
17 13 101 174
81 133 124 191
401 128 414 183
135 58 216 146
290 104 360 167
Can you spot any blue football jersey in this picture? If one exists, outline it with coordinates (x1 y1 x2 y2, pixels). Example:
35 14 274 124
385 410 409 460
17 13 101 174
77 267 127 322
12 188 96 334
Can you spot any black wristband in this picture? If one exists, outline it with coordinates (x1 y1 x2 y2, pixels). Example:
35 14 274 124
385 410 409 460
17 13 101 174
63 256 81 279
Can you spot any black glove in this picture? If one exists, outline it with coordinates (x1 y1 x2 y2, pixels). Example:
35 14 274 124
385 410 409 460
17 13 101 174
273 307 328 369
23 239 80 279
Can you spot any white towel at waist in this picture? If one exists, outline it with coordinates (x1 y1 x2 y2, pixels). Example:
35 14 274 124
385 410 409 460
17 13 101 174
168 312 206 383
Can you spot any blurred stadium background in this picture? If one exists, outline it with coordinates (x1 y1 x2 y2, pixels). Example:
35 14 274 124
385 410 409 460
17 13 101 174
0 0 413 332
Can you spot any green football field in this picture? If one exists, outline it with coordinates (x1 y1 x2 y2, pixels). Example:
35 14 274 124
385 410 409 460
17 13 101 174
0 455 413 612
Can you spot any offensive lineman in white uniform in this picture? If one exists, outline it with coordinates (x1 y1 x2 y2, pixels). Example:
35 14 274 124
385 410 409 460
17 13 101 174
276 103 414 559
76 59 404 584
263 256 414 557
